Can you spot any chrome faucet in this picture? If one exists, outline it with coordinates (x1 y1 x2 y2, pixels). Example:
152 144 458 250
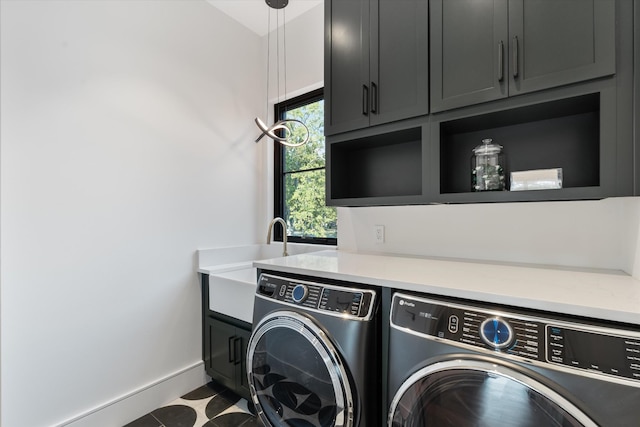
266 217 288 257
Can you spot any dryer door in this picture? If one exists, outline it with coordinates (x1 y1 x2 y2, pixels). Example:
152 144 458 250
247 311 354 427
389 359 597 427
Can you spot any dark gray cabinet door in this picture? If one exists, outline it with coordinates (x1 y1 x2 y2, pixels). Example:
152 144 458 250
370 0 429 126
325 0 429 135
430 0 508 113
205 317 251 400
325 0 370 135
206 317 236 389
508 0 615 96
431 0 615 113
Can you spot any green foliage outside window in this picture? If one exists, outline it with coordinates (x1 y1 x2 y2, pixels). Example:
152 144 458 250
282 98 337 240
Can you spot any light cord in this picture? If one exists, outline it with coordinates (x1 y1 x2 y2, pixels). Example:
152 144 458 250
254 1 309 147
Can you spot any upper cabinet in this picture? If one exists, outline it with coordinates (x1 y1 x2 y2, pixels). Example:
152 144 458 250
430 0 616 113
326 0 635 207
324 0 429 136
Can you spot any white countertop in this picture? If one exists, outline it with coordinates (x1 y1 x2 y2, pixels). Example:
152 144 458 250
253 250 640 326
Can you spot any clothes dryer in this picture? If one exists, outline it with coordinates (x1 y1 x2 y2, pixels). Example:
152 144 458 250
247 271 381 427
388 292 640 426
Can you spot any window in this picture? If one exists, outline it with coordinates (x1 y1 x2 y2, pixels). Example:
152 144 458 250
273 88 336 245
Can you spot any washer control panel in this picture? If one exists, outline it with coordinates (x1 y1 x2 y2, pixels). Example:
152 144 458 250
391 293 640 383
257 273 376 320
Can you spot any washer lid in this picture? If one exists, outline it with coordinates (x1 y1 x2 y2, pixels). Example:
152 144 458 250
247 311 354 427
389 359 597 427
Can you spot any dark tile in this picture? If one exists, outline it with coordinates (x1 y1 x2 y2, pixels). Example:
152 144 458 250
122 413 162 427
240 415 264 427
204 389 242 419
205 413 256 427
246 399 257 416
181 381 228 401
151 404 197 427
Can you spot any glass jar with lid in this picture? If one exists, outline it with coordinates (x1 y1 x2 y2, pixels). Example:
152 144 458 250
471 138 506 191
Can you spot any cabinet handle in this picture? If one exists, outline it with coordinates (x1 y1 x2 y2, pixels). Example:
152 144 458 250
498 41 504 82
362 84 369 116
228 335 235 363
371 82 378 114
512 36 519 78
233 337 242 366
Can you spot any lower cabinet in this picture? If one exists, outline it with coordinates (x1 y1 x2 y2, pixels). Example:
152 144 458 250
203 315 251 401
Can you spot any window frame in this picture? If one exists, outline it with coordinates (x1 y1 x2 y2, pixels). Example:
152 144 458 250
273 87 336 246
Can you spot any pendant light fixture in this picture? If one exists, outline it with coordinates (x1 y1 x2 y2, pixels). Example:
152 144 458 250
254 0 310 147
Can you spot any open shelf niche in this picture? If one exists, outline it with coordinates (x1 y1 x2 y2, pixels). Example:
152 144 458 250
438 93 600 195
329 126 424 202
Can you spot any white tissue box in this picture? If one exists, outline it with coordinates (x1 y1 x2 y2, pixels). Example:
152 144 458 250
510 168 563 191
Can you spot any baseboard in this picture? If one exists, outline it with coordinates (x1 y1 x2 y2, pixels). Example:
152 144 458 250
54 361 207 427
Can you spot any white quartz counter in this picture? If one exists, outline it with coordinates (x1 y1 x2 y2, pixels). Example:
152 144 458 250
253 250 640 326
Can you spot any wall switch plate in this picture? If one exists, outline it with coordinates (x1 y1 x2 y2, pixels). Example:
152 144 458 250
374 225 385 244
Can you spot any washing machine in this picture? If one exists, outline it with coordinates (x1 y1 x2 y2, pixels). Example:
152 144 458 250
247 271 381 427
387 291 640 426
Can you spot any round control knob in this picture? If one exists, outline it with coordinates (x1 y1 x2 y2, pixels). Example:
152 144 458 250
480 317 514 350
291 284 309 303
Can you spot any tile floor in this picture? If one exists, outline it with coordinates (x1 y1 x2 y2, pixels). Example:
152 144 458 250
124 381 262 427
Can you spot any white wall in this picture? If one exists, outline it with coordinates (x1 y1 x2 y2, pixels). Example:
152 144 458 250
338 197 640 277
1 1 264 426
272 2 324 100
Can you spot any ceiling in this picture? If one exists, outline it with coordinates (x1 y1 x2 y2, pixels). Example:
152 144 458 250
205 0 323 37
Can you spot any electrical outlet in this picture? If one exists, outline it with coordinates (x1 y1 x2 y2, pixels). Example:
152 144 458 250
374 225 385 244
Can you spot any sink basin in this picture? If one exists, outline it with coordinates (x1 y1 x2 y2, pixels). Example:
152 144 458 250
208 266 258 323
198 243 334 323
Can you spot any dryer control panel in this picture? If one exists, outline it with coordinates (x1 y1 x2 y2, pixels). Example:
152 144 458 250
257 273 376 320
391 293 640 384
